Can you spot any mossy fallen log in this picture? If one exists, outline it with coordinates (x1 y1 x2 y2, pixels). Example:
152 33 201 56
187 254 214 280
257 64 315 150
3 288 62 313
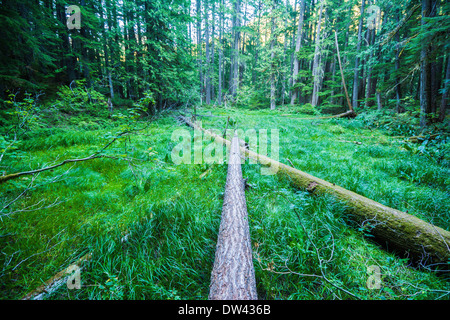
180 116 450 267
208 134 258 300
280 110 357 121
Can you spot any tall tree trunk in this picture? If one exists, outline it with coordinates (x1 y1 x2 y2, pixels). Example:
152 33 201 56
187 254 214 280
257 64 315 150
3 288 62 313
197 0 203 103
311 0 325 107
252 0 263 85
420 0 431 127
56 2 75 84
288 0 298 103
211 1 216 100
231 0 241 100
100 1 114 100
205 1 211 104
394 9 404 113
439 56 450 122
429 0 439 117
218 0 224 105
352 0 365 111
269 1 277 110
280 0 290 106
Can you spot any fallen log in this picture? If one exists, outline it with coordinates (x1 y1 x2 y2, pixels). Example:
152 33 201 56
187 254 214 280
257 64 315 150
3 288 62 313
208 133 258 300
281 110 357 121
180 116 450 267
407 134 440 144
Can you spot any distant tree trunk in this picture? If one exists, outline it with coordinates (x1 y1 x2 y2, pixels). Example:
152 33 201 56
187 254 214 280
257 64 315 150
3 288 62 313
218 0 224 105
79 0 91 87
439 56 450 122
211 1 216 100
231 0 241 99
364 8 376 110
352 0 365 111
334 31 354 113
394 9 404 113
239 1 248 84
429 0 439 117
205 1 211 104
209 134 257 300
56 2 75 84
420 0 431 127
197 0 203 103
106 0 116 98
252 0 263 85
291 0 305 105
280 0 290 106
376 90 382 111
270 2 277 110
100 1 114 100
311 0 325 107
288 0 298 103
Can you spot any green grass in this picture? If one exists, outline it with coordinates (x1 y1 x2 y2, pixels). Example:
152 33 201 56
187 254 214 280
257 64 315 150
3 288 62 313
0 106 449 300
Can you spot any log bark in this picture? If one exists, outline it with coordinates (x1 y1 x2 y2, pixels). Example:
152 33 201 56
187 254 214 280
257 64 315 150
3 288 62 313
181 117 450 266
208 134 258 300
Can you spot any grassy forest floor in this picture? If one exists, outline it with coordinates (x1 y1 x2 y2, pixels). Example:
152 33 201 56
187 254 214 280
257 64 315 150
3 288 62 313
1 105 449 300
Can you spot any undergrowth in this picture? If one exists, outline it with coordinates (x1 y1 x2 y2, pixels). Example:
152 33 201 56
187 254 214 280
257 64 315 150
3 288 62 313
0 105 449 300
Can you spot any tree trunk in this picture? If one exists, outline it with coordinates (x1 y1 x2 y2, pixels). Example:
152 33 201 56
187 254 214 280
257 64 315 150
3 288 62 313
429 0 439 117
364 26 375 109
334 31 354 113
181 117 450 266
211 1 216 100
218 0 224 105
197 0 203 103
394 9 404 113
252 0 263 85
205 1 211 104
231 0 241 99
376 90 382 111
420 0 431 127
311 0 325 107
291 0 306 105
208 134 258 300
270 4 277 111
352 0 365 111
439 56 450 122
280 0 290 106
56 2 75 84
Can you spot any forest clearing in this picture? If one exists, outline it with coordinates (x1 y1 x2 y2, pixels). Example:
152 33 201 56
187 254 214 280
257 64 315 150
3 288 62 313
0 0 449 303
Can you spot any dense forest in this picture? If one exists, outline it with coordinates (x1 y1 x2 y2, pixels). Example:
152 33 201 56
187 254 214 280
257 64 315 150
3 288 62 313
0 0 449 303
1 0 448 118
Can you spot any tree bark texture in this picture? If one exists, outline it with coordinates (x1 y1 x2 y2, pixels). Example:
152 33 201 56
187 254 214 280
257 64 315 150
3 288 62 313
208 134 258 300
